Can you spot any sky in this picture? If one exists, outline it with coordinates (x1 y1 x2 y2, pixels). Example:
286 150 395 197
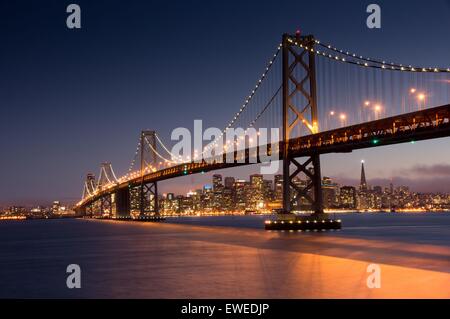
1 0 450 206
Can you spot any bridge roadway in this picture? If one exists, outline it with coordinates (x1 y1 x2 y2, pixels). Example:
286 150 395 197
76 104 450 210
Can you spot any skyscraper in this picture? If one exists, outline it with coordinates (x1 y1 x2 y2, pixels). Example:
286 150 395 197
360 161 368 192
250 175 264 210
234 180 248 211
340 186 357 209
212 174 223 190
322 177 339 209
212 174 223 210
274 175 283 201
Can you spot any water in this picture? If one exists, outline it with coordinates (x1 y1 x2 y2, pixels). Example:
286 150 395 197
0 213 449 298
167 213 450 246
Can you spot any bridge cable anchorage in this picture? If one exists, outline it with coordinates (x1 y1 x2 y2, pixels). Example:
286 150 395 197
201 43 283 156
306 38 450 73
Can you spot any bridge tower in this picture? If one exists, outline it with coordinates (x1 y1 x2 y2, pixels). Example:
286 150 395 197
99 162 114 216
139 130 159 217
81 173 97 216
281 32 324 216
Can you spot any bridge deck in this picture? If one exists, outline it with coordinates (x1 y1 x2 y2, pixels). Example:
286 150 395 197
77 104 450 209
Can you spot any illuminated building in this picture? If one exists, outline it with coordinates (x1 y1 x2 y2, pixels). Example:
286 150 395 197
360 161 368 192
213 174 223 190
222 187 235 211
129 186 141 212
263 180 274 203
291 177 310 210
339 186 357 209
234 179 248 211
187 190 202 212
250 175 264 210
52 201 61 214
223 177 236 211
202 184 214 211
274 175 283 201
322 177 339 209
212 174 224 211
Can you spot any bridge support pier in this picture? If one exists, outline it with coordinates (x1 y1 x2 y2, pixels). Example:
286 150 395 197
138 130 160 218
86 204 93 217
281 32 324 216
115 186 131 218
272 32 340 231
284 154 324 215
100 194 112 218
139 182 159 218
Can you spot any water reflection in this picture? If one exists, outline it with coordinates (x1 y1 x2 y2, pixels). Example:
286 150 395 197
0 215 448 298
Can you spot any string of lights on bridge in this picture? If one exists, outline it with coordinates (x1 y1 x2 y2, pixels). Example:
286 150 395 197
200 43 283 157
287 37 450 73
79 35 450 206
141 37 450 168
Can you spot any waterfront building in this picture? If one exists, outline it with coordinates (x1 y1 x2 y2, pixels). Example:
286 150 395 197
340 186 357 209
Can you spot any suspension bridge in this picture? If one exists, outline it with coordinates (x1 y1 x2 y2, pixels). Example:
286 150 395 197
74 32 450 230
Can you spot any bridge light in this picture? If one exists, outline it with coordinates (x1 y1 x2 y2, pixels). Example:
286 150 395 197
372 139 380 145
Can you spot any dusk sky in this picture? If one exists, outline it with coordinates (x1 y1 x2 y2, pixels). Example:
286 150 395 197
1 0 450 205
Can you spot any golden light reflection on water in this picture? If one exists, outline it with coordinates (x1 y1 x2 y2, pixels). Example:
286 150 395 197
90 219 450 298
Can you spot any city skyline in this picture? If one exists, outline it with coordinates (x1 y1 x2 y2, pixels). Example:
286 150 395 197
1 1 450 205
163 165 446 199
2 156 450 207
4 160 450 212
155 161 450 214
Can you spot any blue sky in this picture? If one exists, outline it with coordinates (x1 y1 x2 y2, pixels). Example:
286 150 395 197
0 0 449 205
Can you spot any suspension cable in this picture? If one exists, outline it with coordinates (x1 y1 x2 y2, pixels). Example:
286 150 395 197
249 85 282 128
154 133 182 161
285 37 450 73
202 43 282 155
144 136 179 164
